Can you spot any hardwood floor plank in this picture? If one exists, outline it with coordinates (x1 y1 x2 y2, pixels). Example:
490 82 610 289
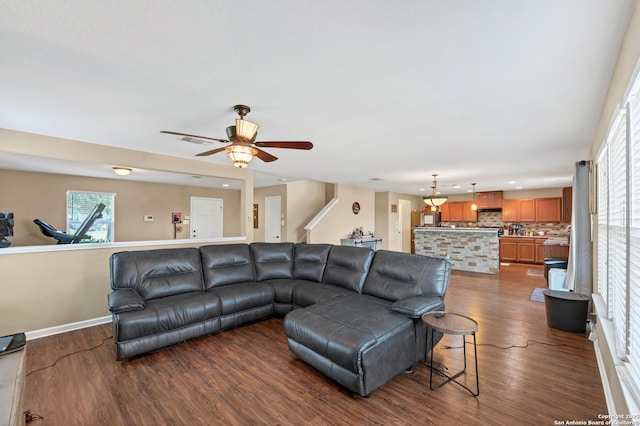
24 263 606 425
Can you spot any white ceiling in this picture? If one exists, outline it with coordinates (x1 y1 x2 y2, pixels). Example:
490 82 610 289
0 1 635 195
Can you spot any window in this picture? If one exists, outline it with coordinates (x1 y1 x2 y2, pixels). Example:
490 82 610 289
596 62 640 403
66 191 115 243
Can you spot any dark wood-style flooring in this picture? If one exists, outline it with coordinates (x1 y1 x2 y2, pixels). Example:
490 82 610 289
24 264 606 425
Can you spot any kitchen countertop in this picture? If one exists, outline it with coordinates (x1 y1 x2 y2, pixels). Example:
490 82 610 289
414 227 498 233
500 235 549 239
543 237 569 246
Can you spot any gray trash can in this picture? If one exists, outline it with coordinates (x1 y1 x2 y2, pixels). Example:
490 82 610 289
542 290 590 333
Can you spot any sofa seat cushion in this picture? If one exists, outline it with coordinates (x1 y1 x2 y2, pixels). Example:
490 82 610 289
291 282 356 308
206 282 275 315
283 295 413 374
115 291 221 342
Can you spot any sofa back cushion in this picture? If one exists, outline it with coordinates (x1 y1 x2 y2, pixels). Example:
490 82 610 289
362 250 451 301
250 243 294 281
200 244 255 289
293 243 332 282
322 246 374 293
110 248 204 301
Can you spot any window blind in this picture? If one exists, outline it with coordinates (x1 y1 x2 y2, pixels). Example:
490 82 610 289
597 147 609 315
627 83 640 386
608 107 629 360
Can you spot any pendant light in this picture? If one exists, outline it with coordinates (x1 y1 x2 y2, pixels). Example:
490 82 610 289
471 183 477 211
423 174 448 208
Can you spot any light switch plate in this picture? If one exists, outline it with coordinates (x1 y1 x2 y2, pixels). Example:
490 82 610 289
144 215 154 222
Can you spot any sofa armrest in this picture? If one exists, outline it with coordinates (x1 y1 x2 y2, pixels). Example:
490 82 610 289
389 296 443 318
108 289 145 313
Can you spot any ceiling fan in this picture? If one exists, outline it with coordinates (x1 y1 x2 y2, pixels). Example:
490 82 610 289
161 105 313 168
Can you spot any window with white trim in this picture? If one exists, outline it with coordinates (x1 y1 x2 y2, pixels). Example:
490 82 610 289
66 191 115 243
596 62 640 400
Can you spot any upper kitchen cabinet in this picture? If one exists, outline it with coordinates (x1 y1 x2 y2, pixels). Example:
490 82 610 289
535 197 562 222
448 202 463 222
462 201 477 222
475 191 503 209
440 203 449 222
442 201 477 222
562 187 572 224
502 199 535 222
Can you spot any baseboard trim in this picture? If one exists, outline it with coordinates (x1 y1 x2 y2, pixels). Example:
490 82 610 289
25 316 112 340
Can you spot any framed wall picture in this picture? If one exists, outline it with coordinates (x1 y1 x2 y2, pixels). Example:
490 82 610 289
352 202 360 215
391 204 398 213
253 204 259 228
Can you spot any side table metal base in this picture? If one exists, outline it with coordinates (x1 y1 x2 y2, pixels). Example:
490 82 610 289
426 326 479 396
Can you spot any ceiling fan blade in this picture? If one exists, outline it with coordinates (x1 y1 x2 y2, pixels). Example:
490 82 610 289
161 130 229 143
254 148 278 162
195 147 228 156
254 141 313 150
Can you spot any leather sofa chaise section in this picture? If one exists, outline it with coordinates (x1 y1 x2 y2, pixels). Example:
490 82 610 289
108 242 451 396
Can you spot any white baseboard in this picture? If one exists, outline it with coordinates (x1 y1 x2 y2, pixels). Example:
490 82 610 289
25 315 112 340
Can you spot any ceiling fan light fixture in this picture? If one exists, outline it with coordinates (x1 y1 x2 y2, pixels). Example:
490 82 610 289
225 145 258 168
235 118 259 141
112 166 132 176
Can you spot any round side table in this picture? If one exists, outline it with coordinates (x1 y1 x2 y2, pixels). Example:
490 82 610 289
421 311 479 396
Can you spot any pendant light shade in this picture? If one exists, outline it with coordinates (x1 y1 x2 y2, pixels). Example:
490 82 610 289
423 174 448 207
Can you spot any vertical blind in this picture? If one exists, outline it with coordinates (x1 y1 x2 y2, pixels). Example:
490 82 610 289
597 67 640 399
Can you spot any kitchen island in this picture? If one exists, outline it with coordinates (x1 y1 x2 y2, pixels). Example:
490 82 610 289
414 227 499 274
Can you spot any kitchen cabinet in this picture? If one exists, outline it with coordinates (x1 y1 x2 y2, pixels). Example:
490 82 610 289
439 203 449 222
499 239 518 262
440 201 477 222
462 201 477 222
476 191 503 209
500 237 541 264
535 238 547 264
502 199 535 222
517 238 536 263
519 199 536 222
535 197 562 222
563 187 572 223
448 202 463 222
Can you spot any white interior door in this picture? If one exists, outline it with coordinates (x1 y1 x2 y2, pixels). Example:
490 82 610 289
265 196 281 242
190 197 223 239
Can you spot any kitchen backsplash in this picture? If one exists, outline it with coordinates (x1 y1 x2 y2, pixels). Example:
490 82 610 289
441 211 570 237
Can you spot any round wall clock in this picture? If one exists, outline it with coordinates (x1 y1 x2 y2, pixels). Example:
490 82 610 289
352 202 360 214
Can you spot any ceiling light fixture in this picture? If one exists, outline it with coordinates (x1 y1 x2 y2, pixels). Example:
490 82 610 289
225 145 258 168
471 183 477 211
112 167 132 176
423 174 448 209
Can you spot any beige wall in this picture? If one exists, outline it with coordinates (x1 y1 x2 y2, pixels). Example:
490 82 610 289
308 184 375 244
0 240 242 336
0 128 254 240
0 169 241 246
375 192 423 252
285 180 327 243
253 185 287 242
589 2 640 416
